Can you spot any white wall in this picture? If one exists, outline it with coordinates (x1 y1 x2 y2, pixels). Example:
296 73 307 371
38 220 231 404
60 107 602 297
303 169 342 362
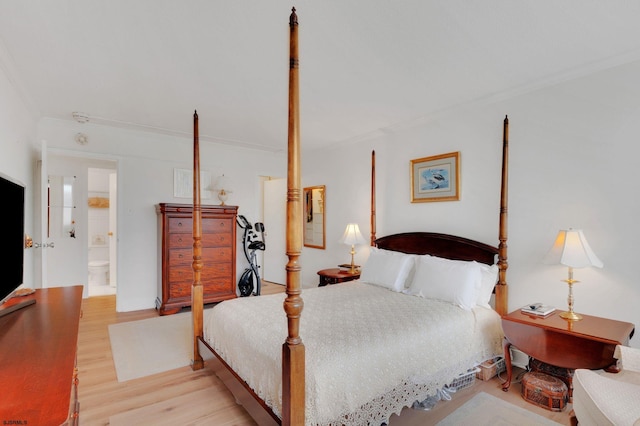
0 58 37 290
304 60 640 347
38 118 286 312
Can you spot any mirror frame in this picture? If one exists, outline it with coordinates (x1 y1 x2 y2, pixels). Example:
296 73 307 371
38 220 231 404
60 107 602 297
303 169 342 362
303 185 326 249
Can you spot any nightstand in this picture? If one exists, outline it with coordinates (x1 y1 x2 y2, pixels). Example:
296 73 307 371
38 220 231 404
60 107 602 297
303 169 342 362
501 309 635 396
317 268 360 286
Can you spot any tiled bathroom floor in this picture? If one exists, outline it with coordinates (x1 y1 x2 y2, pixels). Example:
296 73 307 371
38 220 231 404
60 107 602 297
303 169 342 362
88 283 116 297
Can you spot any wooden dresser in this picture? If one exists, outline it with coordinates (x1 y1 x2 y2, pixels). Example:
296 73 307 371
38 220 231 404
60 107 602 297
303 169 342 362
0 286 83 425
156 203 238 315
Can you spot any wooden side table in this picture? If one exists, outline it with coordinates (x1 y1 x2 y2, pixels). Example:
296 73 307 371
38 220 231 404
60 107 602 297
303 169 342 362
317 268 360 286
0 286 83 425
501 309 635 394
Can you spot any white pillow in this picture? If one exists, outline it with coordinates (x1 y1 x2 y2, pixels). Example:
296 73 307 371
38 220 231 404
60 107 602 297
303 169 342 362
359 247 415 292
477 263 499 308
407 255 482 311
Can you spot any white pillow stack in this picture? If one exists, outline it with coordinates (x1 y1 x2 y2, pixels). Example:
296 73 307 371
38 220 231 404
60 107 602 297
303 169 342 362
359 247 500 311
359 247 415 292
406 255 482 311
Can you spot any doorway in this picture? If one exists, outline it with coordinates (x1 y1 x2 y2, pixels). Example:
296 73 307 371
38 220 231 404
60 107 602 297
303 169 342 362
40 151 118 298
87 167 117 297
262 177 287 285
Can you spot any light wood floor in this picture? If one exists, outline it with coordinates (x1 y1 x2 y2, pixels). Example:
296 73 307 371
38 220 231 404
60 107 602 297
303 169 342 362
78 282 573 425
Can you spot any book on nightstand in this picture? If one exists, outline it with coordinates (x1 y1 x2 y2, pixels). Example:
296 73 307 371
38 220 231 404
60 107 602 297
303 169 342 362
338 263 360 270
521 303 555 317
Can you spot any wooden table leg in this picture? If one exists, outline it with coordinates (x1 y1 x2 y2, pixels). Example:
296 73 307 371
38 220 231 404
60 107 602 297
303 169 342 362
502 338 512 392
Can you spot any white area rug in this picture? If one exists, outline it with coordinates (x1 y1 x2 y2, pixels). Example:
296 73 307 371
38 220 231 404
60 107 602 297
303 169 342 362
436 392 563 425
108 312 193 382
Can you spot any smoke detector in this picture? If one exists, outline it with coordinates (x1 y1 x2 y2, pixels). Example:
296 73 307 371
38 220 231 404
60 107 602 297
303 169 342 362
75 132 89 145
72 111 90 123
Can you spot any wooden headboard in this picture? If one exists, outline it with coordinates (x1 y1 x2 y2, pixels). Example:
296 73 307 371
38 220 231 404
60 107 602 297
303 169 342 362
375 232 498 265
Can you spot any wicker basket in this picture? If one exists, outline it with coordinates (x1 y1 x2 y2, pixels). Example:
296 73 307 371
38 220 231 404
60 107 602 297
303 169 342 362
521 371 568 412
528 357 574 399
476 357 506 381
447 368 480 391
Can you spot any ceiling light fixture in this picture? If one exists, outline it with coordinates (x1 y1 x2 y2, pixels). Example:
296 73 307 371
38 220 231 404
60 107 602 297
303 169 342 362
75 132 89 145
72 111 90 123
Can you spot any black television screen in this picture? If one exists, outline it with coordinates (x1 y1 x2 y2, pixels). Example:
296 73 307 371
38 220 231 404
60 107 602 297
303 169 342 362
0 172 25 305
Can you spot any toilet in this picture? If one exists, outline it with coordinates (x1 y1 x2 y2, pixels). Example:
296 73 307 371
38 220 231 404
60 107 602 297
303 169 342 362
88 260 110 286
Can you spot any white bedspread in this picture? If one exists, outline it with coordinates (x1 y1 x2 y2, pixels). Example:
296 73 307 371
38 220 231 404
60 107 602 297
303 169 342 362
204 281 503 425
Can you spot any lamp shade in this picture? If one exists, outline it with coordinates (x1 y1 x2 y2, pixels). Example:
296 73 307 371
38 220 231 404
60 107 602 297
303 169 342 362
340 223 366 246
544 229 603 269
214 174 230 191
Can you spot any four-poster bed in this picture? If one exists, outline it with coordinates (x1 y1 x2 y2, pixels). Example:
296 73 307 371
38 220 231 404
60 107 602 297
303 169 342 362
190 8 510 426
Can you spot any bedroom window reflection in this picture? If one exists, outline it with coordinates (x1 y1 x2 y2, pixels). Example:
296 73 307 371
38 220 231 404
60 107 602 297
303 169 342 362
303 185 325 249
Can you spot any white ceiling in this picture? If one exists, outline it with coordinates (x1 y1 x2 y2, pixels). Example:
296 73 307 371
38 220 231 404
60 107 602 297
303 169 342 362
2 1 640 152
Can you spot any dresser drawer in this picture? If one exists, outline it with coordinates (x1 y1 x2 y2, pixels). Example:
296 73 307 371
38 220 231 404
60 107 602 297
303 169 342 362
169 231 233 248
169 233 192 248
202 232 233 247
169 277 234 299
168 217 192 233
169 247 232 267
170 217 233 234
203 247 233 261
203 217 234 234
168 248 193 266
169 262 233 284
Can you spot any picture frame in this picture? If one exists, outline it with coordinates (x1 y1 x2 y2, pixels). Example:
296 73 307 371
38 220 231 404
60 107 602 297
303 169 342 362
411 151 460 203
173 168 211 199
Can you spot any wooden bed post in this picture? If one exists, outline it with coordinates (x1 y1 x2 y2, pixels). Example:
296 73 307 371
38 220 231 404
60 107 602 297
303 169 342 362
192 110 205 370
495 115 509 316
282 7 305 426
370 150 376 246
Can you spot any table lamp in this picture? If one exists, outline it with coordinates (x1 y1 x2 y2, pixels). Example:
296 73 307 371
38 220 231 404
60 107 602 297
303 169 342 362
214 174 232 205
544 229 603 321
340 223 366 274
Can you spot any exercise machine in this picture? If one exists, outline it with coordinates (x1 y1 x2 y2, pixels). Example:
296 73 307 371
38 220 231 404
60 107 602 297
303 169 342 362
236 215 266 296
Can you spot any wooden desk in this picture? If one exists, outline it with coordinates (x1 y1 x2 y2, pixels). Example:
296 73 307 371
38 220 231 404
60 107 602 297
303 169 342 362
317 268 360 286
501 309 635 392
0 286 83 425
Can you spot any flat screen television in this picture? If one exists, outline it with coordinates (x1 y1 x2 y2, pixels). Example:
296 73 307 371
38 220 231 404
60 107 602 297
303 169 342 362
0 172 25 306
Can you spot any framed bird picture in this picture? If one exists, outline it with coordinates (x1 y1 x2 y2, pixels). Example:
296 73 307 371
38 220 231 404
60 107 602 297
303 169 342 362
411 151 460 203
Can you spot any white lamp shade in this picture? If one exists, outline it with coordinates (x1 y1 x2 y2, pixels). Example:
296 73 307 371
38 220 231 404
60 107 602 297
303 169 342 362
544 229 603 268
214 174 231 192
340 223 366 246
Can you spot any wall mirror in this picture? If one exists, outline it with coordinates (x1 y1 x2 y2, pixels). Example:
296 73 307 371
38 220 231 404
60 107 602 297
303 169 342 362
48 175 76 238
303 185 325 249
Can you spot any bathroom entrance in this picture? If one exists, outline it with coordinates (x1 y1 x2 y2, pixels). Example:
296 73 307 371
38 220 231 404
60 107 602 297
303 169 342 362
88 167 117 297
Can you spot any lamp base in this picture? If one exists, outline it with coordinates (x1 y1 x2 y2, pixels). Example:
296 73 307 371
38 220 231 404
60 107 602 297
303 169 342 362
559 311 582 321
